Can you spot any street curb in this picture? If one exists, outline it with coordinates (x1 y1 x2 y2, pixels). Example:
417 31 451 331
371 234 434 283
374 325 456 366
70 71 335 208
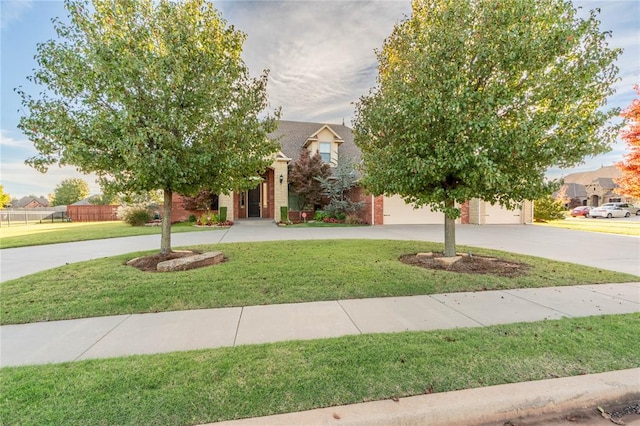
209 368 640 425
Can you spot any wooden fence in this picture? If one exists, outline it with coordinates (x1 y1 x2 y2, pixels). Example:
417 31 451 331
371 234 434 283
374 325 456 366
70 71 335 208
67 205 120 222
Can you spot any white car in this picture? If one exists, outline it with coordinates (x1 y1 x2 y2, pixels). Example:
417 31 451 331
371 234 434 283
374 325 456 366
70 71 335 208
589 205 631 218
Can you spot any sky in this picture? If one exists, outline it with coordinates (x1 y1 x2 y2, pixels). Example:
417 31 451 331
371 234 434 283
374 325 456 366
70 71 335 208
1 0 638 199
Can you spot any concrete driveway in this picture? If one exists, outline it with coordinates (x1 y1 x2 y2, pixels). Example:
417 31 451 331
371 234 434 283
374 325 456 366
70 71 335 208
1 223 638 281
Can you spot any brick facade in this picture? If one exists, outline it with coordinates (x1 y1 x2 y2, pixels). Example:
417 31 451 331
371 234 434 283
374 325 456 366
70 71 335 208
171 193 210 223
460 201 470 224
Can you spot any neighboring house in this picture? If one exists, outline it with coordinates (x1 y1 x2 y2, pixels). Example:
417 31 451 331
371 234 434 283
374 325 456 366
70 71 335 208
10 196 50 208
172 120 532 225
555 166 631 207
555 182 588 207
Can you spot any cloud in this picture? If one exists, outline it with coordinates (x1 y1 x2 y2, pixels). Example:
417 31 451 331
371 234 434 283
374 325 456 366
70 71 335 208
0 0 32 31
219 1 410 124
0 161 101 198
0 130 101 197
0 129 29 149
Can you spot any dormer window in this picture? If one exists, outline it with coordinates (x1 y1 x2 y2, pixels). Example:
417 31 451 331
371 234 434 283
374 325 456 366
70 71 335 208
319 142 331 163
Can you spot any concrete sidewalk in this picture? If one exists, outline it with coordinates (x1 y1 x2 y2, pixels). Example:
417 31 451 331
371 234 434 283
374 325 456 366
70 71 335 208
2 282 638 367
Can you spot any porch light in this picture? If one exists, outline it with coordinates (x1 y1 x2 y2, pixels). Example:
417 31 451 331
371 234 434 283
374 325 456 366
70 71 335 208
279 174 284 184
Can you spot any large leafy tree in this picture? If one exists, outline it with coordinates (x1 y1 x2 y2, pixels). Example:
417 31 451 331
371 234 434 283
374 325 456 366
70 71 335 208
51 178 90 206
18 0 279 254
288 149 331 210
88 193 118 205
616 86 640 199
354 0 621 256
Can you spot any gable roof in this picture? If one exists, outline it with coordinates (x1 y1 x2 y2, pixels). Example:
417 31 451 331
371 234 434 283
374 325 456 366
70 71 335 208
12 196 50 208
559 182 587 198
586 177 617 190
270 120 361 163
563 166 621 185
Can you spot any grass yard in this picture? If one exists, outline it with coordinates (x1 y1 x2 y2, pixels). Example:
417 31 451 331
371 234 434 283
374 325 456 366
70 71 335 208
2 239 637 325
0 221 222 249
2 314 638 425
535 217 640 236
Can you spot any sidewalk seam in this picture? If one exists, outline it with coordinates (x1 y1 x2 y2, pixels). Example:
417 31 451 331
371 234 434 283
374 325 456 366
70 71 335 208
502 289 576 318
574 283 640 304
336 300 363 335
233 307 244 347
216 226 232 243
74 314 132 361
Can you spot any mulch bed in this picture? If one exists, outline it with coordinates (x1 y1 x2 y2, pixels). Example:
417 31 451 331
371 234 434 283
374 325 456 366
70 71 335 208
400 253 529 277
127 250 527 277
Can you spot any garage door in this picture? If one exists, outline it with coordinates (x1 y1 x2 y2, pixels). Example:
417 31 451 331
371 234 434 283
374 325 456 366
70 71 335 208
483 203 522 224
383 195 443 224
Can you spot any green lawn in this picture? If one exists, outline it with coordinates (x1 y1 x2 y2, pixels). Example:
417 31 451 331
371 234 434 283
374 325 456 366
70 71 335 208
2 239 637 325
0 221 223 249
535 217 640 236
2 314 638 426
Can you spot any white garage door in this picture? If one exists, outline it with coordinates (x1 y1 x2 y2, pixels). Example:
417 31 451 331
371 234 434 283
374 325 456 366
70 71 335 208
383 195 443 224
484 203 522 224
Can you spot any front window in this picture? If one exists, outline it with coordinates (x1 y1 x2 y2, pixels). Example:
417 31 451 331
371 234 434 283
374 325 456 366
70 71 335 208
319 142 331 163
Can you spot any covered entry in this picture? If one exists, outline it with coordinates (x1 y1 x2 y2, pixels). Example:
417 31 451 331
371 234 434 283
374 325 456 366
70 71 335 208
233 171 274 220
247 186 261 218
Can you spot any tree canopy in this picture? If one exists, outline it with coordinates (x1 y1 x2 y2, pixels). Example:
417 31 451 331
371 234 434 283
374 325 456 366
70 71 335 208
353 0 621 256
51 178 90 206
616 86 640 199
18 0 279 253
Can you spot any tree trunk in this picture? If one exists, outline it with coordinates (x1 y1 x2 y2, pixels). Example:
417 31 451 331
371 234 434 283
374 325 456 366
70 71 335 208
443 198 456 257
161 189 173 255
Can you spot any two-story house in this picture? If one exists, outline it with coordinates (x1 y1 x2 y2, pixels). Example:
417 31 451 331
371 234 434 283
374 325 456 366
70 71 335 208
172 120 533 225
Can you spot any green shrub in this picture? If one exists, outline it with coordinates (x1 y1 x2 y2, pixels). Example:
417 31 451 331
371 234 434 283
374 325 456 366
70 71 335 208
313 210 328 221
218 207 227 223
116 205 152 226
534 196 566 221
129 210 152 226
187 214 197 223
198 212 219 226
280 206 289 222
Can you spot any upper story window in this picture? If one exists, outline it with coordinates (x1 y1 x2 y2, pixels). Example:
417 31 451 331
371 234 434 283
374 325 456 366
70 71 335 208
319 142 331 163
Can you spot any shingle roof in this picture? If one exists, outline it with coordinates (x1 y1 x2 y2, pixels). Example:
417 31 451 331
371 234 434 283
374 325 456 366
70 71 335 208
12 196 50 208
563 166 622 185
592 177 617 189
270 120 361 163
559 182 587 198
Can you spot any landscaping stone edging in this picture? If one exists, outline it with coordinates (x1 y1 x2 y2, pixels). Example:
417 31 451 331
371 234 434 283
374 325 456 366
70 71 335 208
156 251 224 272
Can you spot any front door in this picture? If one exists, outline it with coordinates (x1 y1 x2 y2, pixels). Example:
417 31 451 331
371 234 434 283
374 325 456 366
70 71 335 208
248 186 261 218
